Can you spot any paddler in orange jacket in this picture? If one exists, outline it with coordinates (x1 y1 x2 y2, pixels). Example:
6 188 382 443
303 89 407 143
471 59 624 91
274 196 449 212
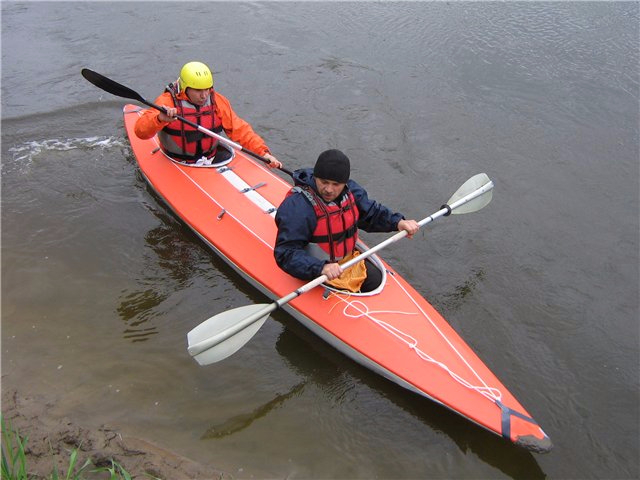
135 61 282 168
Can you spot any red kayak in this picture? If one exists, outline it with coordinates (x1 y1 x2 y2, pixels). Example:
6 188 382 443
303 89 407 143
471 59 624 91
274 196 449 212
123 102 551 453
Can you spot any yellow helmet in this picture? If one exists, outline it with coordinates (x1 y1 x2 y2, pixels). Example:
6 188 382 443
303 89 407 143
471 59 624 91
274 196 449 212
179 61 214 90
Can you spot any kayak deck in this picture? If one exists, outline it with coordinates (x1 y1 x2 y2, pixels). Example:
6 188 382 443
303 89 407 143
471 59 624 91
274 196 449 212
122 104 551 453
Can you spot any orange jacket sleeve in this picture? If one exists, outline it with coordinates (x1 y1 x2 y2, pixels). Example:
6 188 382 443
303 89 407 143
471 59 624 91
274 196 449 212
133 92 174 140
214 92 270 156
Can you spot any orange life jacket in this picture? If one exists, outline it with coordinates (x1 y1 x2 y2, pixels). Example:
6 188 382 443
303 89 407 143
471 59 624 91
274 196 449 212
158 85 223 162
292 186 360 262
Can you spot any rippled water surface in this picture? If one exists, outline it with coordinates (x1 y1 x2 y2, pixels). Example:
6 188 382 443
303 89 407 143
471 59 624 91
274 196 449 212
2 2 638 479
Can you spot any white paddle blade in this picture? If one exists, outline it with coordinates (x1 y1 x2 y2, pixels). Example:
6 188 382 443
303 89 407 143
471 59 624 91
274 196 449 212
187 304 271 365
448 173 493 214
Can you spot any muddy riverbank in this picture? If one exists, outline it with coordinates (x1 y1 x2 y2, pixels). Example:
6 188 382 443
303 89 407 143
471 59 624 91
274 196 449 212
1 387 228 479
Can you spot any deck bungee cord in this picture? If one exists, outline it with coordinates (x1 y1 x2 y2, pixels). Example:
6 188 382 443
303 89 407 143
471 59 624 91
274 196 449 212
326 284 504 404
326 282 548 449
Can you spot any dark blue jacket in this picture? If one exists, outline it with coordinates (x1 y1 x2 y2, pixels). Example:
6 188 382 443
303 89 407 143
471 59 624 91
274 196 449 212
274 168 405 280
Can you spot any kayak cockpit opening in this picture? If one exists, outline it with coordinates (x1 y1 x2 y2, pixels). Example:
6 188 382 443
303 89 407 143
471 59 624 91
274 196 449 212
164 142 235 168
322 242 387 296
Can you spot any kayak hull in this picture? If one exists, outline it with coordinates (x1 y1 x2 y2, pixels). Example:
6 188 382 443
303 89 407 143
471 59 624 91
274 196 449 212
123 104 551 453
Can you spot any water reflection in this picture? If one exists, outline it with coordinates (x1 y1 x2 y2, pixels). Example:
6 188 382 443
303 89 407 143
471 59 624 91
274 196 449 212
201 383 306 440
115 187 216 343
439 268 486 312
116 288 164 342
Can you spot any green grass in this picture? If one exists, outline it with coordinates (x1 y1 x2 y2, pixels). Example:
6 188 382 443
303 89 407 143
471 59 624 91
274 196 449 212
1 415 152 480
2 415 28 479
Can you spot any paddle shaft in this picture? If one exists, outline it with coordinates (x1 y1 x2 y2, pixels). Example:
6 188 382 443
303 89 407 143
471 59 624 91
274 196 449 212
80 68 293 176
187 178 494 357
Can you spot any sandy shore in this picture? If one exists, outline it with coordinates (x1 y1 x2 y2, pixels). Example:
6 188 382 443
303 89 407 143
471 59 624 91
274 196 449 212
1 387 229 479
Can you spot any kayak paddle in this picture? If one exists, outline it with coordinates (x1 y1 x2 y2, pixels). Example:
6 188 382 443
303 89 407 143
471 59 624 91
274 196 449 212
80 68 293 176
187 173 494 365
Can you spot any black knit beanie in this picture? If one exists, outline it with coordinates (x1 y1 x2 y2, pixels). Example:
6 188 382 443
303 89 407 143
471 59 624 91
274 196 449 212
313 149 350 183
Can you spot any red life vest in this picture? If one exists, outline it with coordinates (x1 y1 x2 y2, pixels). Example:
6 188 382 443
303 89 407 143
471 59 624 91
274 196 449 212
158 85 223 162
292 186 359 262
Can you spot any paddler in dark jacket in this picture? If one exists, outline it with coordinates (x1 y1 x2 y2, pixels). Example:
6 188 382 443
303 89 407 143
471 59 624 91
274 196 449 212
274 149 419 292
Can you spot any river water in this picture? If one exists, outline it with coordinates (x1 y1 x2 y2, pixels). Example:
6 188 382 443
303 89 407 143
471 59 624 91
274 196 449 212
2 2 638 479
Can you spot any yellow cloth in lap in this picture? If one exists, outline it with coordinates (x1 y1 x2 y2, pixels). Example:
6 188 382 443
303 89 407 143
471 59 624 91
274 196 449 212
326 251 367 292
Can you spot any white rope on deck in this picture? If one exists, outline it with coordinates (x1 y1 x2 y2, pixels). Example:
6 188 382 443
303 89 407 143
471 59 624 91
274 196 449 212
327 280 503 404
